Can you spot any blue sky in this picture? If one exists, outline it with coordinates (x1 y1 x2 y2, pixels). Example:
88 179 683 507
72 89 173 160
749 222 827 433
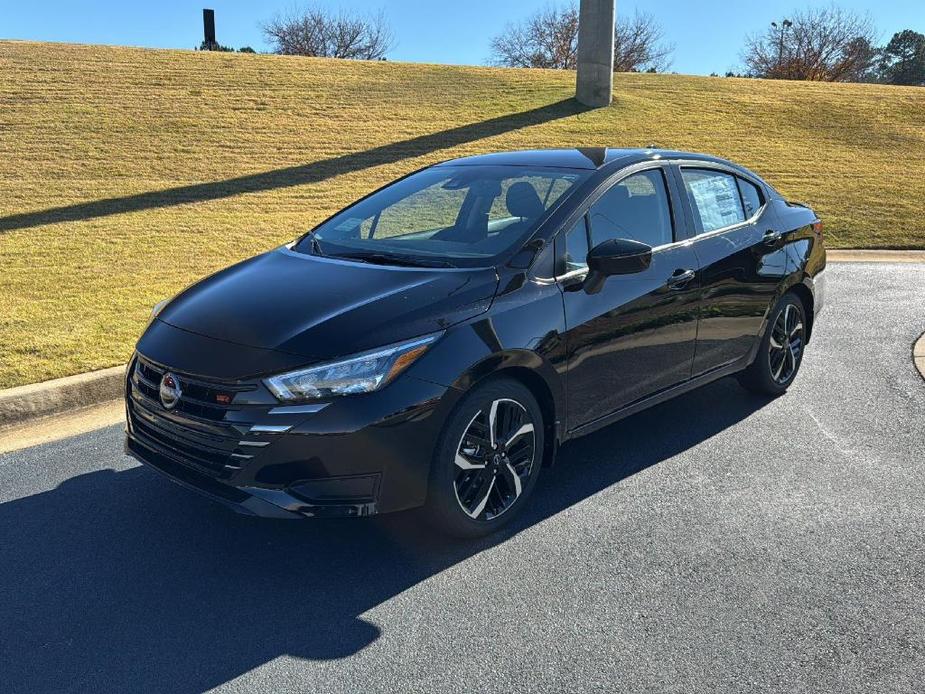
1 0 923 75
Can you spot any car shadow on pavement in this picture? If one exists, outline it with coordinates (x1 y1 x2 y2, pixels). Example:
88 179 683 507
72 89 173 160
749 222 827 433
0 99 591 234
0 378 769 693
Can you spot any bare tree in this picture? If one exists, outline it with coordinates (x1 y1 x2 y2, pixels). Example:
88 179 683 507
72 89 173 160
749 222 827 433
489 4 579 69
262 5 395 60
614 11 673 73
489 3 673 73
743 6 877 81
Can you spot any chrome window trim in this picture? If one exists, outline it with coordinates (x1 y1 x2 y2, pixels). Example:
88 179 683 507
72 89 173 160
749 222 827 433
555 267 589 283
641 212 764 255
660 211 765 248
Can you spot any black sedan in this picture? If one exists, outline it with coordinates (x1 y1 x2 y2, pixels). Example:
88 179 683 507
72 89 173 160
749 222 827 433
125 148 826 537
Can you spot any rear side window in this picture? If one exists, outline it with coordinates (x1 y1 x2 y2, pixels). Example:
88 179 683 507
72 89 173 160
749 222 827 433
682 169 746 234
737 177 765 218
588 169 674 247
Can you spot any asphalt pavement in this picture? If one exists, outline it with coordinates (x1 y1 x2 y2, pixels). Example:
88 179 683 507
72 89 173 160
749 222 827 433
2 263 923 693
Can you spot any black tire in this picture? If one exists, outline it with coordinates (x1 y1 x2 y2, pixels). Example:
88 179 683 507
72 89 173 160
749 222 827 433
738 292 807 396
424 378 544 538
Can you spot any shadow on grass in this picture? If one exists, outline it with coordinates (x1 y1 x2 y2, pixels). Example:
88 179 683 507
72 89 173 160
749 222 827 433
0 377 770 693
0 99 591 234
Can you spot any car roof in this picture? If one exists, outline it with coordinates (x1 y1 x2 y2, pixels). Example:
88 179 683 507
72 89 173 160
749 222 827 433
433 148 781 198
435 148 735 171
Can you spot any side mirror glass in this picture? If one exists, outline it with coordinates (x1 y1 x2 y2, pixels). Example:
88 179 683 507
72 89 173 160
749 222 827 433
587 238 653 276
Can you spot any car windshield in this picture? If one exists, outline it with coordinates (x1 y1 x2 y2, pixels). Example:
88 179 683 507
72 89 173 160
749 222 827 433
293 165 589 268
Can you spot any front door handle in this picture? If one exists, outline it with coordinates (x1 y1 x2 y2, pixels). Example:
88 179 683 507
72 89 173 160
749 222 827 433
667 268 696 290
763 229 782 245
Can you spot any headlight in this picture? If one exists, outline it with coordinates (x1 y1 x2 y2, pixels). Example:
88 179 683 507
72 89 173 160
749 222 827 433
264 332 442 402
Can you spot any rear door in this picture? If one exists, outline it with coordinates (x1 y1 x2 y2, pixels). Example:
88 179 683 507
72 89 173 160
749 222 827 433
673 165 791 376
559 165 700 430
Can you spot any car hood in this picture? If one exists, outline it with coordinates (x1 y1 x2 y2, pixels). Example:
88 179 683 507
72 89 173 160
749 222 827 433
156 247 499 361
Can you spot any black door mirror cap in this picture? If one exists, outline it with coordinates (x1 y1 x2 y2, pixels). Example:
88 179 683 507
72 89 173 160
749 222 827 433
587 238 653 277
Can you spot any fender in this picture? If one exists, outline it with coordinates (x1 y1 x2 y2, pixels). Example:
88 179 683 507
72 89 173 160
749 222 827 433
408 316 567 462
449 344 566 468
449 346 563 399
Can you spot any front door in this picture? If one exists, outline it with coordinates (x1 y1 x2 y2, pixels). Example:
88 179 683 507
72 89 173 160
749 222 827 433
560 167 700 431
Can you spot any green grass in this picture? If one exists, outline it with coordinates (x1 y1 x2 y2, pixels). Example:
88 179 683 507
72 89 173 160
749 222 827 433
1 40 923 389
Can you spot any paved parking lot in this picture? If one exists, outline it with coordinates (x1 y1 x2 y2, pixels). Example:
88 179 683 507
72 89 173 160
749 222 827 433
2 263 924 693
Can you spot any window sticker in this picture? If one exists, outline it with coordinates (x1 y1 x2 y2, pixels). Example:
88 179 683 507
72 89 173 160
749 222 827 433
333 217 363 232
688 176 743 231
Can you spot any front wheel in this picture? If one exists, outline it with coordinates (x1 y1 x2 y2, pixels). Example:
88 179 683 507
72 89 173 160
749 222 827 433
424 378 544 538
739 292 807 396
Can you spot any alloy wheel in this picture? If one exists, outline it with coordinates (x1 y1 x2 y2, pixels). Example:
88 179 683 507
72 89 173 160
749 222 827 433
453 398 536 521
769 303 803 385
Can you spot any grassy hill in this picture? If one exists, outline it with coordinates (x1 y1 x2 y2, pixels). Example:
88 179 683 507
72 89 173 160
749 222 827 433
1 41 923 389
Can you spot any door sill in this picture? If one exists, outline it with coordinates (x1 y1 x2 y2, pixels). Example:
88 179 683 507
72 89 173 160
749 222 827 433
565 359 748 441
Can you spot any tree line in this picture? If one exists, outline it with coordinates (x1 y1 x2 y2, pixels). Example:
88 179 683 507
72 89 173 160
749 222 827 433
741 6 924 85
211 3 924 87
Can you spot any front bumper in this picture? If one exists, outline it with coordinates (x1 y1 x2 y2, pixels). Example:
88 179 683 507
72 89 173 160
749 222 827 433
125 353 459 519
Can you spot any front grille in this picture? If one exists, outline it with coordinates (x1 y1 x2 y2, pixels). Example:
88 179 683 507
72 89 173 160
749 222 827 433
127 355 261 480
133 357 249 421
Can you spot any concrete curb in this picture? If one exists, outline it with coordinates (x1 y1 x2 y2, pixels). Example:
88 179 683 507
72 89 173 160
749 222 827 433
0 365 125 431
915 332 925 383
828 250 925 263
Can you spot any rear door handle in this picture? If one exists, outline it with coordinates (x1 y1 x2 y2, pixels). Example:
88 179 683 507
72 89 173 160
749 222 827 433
763 229 782 245
667 268 696 290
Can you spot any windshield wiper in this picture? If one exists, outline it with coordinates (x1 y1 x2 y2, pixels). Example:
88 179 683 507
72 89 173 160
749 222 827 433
308 236 325 257
331 251 457 269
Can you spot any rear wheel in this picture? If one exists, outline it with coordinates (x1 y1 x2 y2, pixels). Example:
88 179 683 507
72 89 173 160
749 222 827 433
739 292 806 396
425 378 543 538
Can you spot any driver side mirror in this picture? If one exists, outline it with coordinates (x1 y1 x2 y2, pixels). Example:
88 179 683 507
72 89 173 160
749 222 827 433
583 238 652 294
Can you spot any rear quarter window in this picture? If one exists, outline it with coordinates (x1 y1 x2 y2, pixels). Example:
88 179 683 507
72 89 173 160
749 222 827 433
737 177 765 218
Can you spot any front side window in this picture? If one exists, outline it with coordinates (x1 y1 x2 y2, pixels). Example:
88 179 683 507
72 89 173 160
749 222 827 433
294 166 589 268
587 169 674 248
682 169 746 233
